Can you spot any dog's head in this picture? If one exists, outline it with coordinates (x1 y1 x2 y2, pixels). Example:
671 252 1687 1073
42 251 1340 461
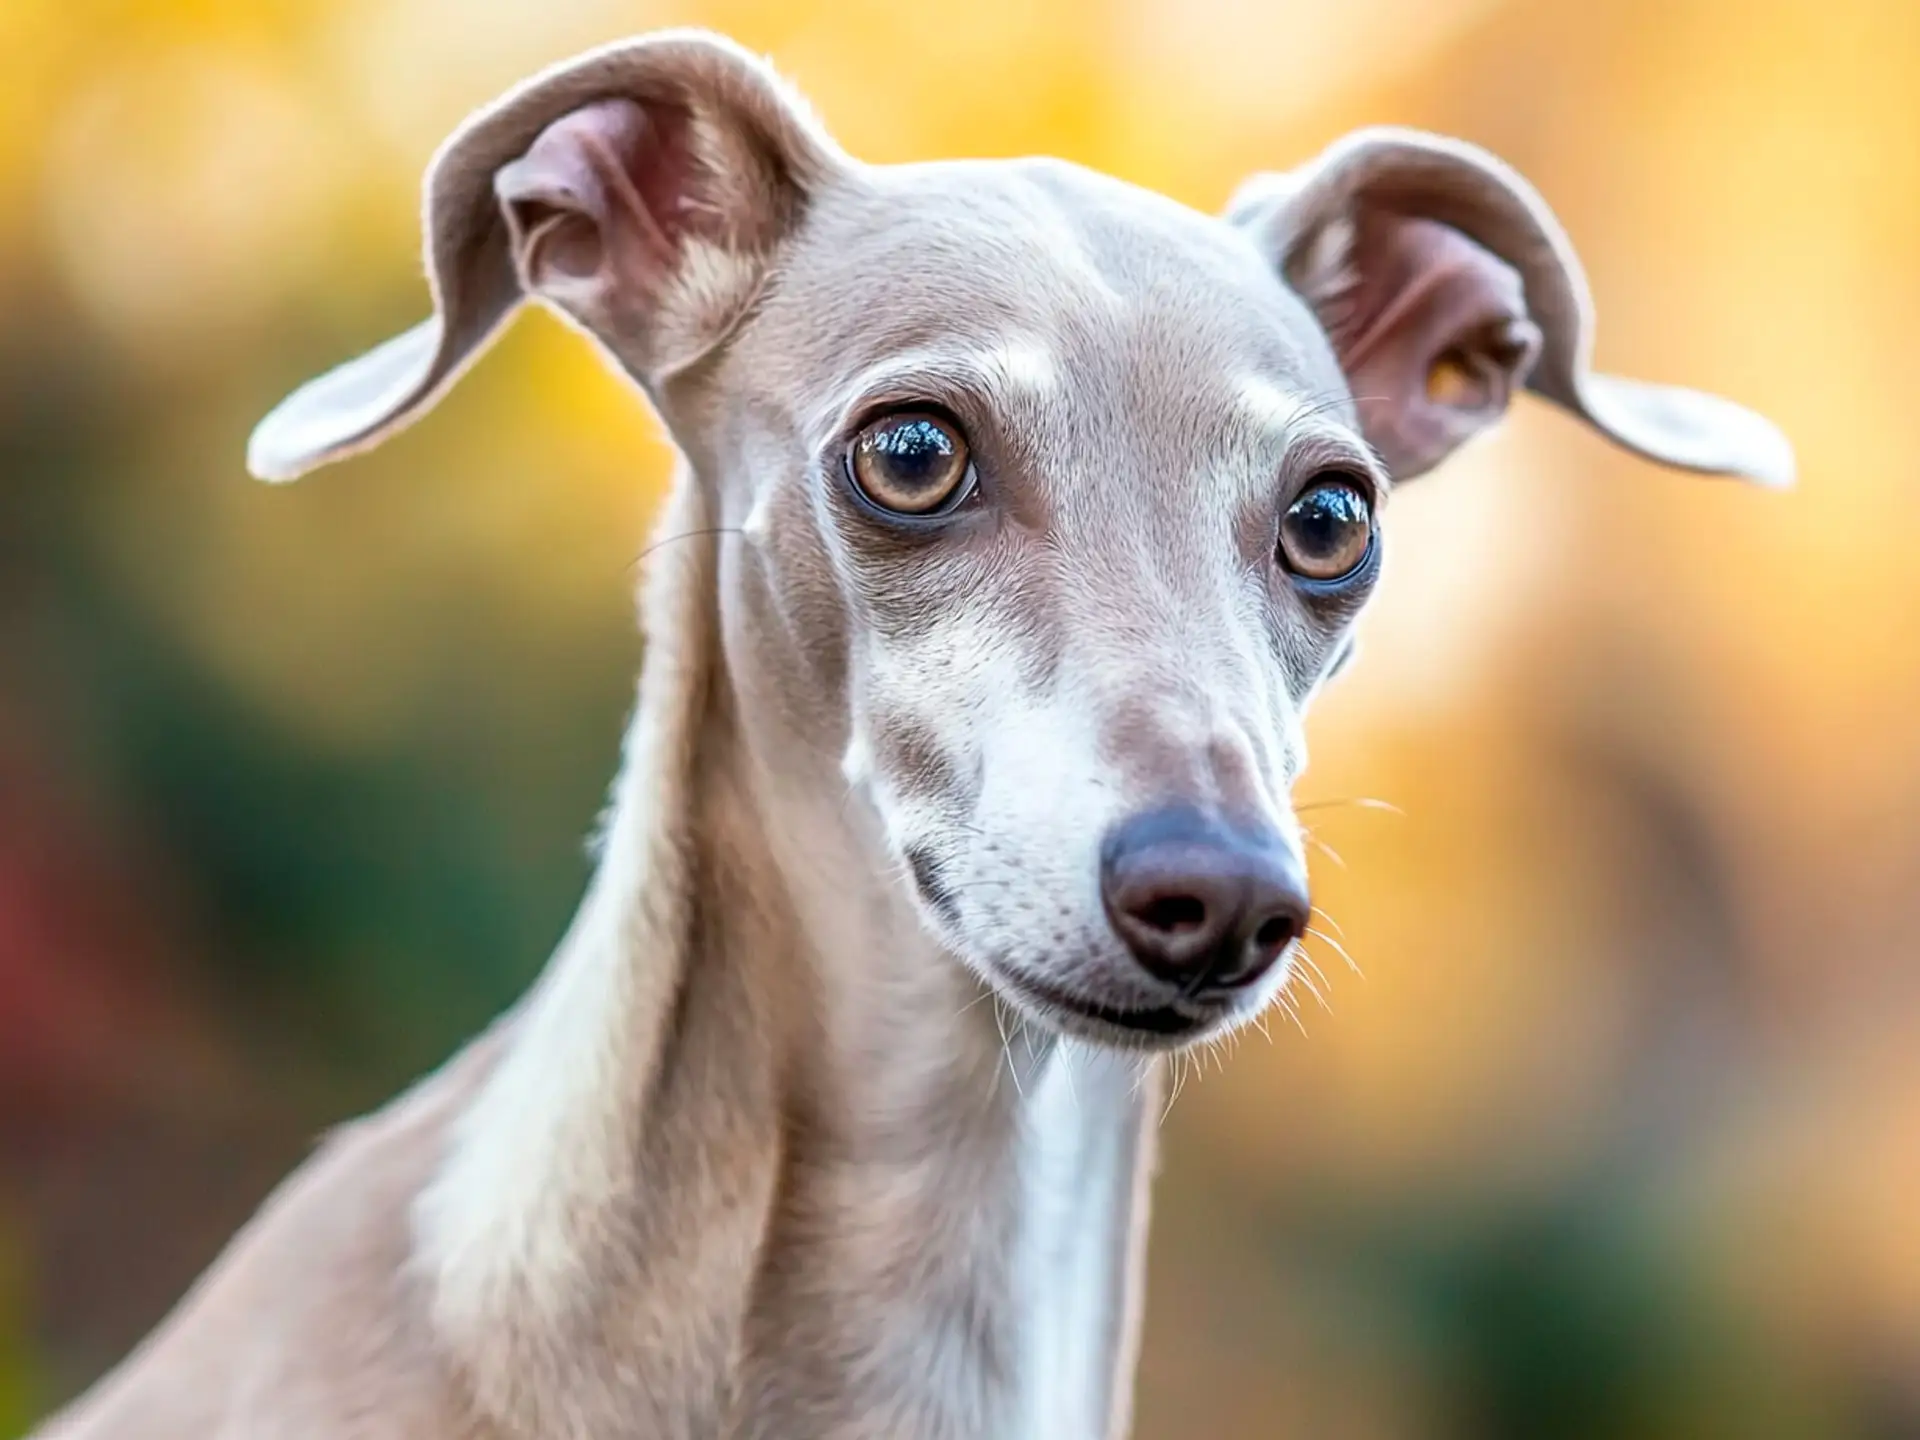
251 31 1790 1051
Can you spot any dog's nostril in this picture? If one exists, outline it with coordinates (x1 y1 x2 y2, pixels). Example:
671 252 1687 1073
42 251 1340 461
1252 913 1297 951
1138 895 1208 935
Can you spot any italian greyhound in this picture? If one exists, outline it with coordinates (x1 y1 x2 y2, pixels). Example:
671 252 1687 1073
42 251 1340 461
34 28 1791 1440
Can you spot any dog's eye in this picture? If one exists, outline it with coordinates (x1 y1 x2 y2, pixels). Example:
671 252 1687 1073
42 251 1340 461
1279 475 1374 582
848 413 973 516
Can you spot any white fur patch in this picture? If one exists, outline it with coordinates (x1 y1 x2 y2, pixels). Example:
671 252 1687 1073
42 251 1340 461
1233 373 1309 435
830 340 1067 436
1016 1046 1151 1438
841 724 874 789
741 487 773 542
986 338 1062 394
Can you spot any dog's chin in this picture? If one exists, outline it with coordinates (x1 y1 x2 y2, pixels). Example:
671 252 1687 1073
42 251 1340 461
987 968 1242 1053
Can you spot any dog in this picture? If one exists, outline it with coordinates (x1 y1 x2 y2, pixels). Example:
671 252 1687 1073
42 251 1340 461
34 27 1791 1440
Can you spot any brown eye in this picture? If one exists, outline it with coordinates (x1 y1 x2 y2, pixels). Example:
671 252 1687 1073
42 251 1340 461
848 412 973 516
1279 476 1374 582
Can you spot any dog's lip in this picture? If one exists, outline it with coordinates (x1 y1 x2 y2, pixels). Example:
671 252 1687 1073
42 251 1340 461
997 970 1210 1039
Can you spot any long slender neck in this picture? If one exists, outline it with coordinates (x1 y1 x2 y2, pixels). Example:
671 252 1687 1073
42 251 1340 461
411 473 1159 1439
719 672 1161 1440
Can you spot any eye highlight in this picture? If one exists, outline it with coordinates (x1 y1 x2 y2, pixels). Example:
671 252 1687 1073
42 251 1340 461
1278 474 1374 582
848 412 974 516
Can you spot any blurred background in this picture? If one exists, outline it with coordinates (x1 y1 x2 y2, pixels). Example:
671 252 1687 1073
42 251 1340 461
2 0 1916 1435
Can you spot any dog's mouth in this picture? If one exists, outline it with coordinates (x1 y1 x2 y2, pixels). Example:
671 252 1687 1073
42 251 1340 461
996 970 1218 1047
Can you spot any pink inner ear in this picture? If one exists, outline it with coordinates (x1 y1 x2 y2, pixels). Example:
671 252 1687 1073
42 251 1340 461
608 98 703 253
1324 211 1541 479
497 97 706 292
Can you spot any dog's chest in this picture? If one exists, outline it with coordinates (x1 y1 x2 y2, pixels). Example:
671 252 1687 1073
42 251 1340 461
1010 1045 1149 1439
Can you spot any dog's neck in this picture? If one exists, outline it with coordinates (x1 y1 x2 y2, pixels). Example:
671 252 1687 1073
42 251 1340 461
409 472 1159 1439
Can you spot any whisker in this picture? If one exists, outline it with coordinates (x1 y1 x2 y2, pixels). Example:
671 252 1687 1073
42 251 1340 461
1303 831 1348 871
1129 1057 1156 1101
1290 966 1331 1013
992 999 1024 1099
627 524 746 575
1306 926 1364 978
1160 1053 1187 1124
1274 991 1309 1038
1280 390 1371 440
1293 946 1332 993
1295 796 1405 816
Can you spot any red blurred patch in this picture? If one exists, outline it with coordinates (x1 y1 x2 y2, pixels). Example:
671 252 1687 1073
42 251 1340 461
0 713 214 1127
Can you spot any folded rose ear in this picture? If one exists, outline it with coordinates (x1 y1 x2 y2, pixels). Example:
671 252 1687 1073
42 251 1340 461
1227 127 1793 487
247 29 845 483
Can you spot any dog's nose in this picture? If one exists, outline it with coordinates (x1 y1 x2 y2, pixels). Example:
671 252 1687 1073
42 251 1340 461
1099 806 1309 994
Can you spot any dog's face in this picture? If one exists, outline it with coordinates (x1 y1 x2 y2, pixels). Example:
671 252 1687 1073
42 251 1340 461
247 32 1791 1052
711 159 1377 1047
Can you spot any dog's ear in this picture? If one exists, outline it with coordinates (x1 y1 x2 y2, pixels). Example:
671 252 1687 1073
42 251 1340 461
248 30 845 482
1227 128 1792 486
